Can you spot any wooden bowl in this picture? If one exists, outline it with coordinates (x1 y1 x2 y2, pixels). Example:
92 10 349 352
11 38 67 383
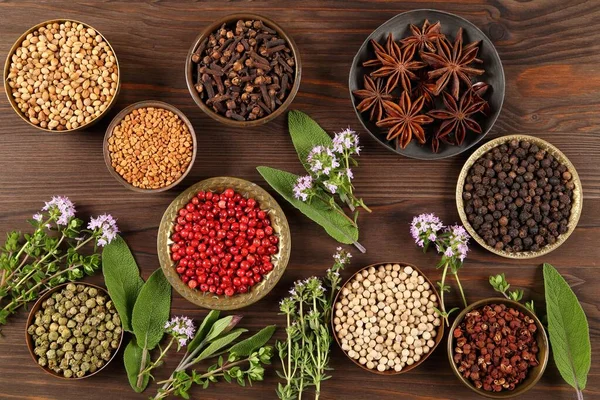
25 282 124 380
185 13 302 127
3 19 121 133
456 134 582 259
349 9 505 160
331 262 445 375
103 100 197 193
447 298 549 398
157 176 291 310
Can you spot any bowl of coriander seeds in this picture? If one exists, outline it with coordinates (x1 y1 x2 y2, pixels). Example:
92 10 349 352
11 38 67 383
332 262 444 374
4 19 120 132
25 282 123 379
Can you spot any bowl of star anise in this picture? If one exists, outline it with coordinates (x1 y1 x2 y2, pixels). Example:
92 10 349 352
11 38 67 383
349 9 505 160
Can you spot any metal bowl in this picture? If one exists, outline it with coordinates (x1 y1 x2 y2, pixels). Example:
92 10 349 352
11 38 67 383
25 282 124 380
103 100 197 193
3 19 121 133
456 134 582 259
349 9 505 160
447 298 549 398
185 13 302 127
157 176 291 310
331 262 444 375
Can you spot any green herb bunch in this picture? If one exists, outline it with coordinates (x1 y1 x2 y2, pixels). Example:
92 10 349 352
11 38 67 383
258 111 370 253
0 196 118 328
276 247 351 400
488 273 535 313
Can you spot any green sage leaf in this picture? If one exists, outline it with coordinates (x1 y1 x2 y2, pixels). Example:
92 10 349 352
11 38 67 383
102 235 144 332
123 337 150 393
195 328 247 362
188 310 220 352
205 315 241 342
257 166 358 244
543 263 591 393
288 110 333 172
229 325 276 357
132 268 171 350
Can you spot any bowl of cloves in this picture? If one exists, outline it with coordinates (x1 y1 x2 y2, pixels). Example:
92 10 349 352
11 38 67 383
447 298 548 398
185 13 301 127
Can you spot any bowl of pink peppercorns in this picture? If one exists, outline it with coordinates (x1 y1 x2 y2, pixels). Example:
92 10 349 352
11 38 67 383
157 176 291 310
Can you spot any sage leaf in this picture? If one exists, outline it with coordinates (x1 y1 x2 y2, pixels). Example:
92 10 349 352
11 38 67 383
229 325 276 357
257 166 359 244
124 337 150 393
188 310 220 352
543 263 591 395
195 328 247 362
288 110 333 172
205 315 242 342
132 268 171 351
102 235 144 332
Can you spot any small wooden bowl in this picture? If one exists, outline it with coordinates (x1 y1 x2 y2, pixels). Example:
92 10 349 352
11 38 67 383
157 176 291 310
447 298 549 398
456 134 582 259
103 100 197 193
185 13 302 127
331 262 445 375
25 282 124 380
3 19 121 133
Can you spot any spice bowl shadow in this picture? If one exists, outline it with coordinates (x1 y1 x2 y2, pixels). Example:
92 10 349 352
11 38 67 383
25 282 124 380
102 100 197 193
185 13 302 127
3 19 121 133
447 298 549 398
331 262 445 375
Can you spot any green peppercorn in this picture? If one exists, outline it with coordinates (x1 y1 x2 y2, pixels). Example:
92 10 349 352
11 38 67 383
42 314 52 324
105 321 115 331
76 343 85 352
88 288 98 297
64 300 74 310
76 284 84 292
58 316 68 326
51 313 60 322
85 298 96 309
38 357 47 367
61 328 72 339
76 370 85 378
79 306 88 315
66 319 76 329
63 342 73 352
74 352 83 361
89 364 97 373
46 349 56 360
56 337 65 346
83 337 91 345
71 364 80 373
77 292 88 302
80 362 90 372
110 340 119 349
35 326 46 336
50 342 58 350
74 312 86 323
72 329 82 338
27 325 36 335
66 283 76 292
48 331 59 341
49 322 59 332
63 369 73 378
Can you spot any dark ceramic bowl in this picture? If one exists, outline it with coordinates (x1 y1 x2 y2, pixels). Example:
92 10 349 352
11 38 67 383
447 298 549 398
349 9 505 160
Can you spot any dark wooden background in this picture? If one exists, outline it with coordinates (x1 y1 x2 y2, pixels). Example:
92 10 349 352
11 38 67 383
0 1 597 399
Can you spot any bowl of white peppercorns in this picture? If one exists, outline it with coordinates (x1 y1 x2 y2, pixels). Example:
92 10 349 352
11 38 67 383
25 282 123 379
332 262 444 375
4 19 120 132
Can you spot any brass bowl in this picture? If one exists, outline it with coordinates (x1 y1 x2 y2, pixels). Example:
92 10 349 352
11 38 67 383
447 298 549 398
25 282 124 380
456 134 582 259
331 262 445 375
185 13 302 127
3 19 121 133
157 176 291 310
103 100 197 193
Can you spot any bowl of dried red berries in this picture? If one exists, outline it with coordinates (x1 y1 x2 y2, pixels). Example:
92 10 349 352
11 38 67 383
349 9 505 160
157 176 291 310
447 298 548 398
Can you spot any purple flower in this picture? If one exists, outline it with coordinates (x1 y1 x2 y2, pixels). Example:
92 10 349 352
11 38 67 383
32 213 43 222
88 214 119 247
345 168 354 180
410 213 444 248
165 316 196 348
42 196 76 225
332 128 361 155
293 175 313 201
323 180 338 194
307 145 340 176
333 247 352 264
447 225 470 261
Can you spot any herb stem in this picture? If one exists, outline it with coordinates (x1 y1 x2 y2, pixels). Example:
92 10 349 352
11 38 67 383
453 271 468 308
439 261 450 327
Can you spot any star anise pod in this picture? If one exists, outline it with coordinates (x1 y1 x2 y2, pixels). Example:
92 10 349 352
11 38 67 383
369 33 426 93
352 75 394 121
412 70 437 108
400 19 445 52
428 90 486 146
420 27 485 99
472 81 491 115
376 91 433 149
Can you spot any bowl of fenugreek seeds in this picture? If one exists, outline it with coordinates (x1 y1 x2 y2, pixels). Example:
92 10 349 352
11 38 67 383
26 283 124 379
103 101 197 193
4 19 120 132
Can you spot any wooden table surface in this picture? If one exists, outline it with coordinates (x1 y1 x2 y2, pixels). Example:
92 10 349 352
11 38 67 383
0 1 597 399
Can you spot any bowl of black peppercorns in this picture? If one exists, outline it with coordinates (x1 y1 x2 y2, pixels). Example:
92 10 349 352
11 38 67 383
185 13 301 127
457 134 582 258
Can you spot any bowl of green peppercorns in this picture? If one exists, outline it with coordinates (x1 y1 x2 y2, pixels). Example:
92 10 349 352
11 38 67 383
26 282 123 379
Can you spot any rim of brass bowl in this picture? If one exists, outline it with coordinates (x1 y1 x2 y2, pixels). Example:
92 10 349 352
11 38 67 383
3 19 121 133
185 13 302 127
157 176 291 310
331 262 445 375
456 134 583 259
447 297 549 398
103 100 198 193
25 282 124 380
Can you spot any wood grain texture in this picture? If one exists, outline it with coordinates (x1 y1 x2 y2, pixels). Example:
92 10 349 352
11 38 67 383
0 1 598 399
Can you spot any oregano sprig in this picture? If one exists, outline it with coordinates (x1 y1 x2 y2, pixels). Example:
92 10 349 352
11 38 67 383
488 273 535 313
